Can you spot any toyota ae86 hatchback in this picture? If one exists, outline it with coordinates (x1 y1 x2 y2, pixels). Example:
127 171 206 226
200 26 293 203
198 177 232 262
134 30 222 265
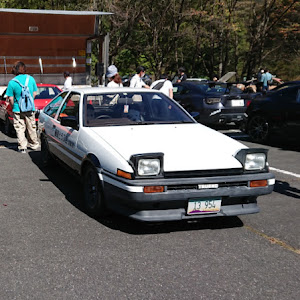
38 88 275 222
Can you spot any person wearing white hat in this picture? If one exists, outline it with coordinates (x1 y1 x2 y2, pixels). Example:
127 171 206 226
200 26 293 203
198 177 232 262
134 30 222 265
106 65 123 88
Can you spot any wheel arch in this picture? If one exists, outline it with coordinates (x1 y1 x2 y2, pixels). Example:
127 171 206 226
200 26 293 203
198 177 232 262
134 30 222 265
80 153 102 177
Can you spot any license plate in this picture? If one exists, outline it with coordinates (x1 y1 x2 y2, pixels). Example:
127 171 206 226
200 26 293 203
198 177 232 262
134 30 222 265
187 198 221 215
231 99 244 107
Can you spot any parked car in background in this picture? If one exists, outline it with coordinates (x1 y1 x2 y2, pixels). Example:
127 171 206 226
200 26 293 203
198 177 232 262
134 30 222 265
38 87 274 222
245 81 300 143
186 78 208 83
173 81 259 126
0 83 61 135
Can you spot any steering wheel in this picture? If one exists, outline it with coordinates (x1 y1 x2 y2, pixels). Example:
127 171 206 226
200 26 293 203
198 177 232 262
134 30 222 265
97 115 112 119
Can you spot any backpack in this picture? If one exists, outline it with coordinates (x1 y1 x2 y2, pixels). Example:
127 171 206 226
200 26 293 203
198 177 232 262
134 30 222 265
152 80 165 90
13 75 35 112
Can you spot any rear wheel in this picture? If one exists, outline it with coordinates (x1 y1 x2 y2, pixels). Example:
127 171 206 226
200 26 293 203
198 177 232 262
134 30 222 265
41 136 55 167
247 115 271 143
83 165 107 217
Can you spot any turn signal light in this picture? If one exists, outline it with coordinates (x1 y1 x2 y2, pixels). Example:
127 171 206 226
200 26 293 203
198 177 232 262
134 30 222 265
144 186 164 193
250 180 268 188
117 169 132 179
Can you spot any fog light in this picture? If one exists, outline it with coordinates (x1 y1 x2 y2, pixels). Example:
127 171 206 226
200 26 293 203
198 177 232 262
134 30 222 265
144 186 164 193
250 180 268 187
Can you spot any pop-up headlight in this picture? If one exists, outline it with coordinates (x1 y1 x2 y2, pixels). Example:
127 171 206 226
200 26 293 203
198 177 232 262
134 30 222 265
245 153 266 170
138 159 160 176
130 153 164 178
235 148 268 172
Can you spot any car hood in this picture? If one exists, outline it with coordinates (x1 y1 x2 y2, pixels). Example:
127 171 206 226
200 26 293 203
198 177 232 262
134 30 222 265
34 98 52 110
89 124 246 172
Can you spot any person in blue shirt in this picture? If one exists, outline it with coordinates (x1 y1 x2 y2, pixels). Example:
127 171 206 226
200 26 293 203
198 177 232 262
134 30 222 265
6 61 39 153
261 69 273 93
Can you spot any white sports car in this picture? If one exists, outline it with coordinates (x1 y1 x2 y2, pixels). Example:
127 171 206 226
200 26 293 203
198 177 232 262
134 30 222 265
38 87 275 222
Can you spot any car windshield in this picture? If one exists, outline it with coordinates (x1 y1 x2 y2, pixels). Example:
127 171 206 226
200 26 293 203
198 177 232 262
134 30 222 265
35 86 61 99
83 92 194 127
194 82 230 94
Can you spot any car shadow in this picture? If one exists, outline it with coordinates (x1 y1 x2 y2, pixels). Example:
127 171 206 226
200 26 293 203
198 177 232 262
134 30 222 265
97 215 244 235
274 180 300 199
28 151 244 235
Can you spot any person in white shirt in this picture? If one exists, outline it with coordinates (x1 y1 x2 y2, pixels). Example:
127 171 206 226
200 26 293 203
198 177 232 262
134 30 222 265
150 74 173 98
106 65 123 88
63 71 72 90
130 66 150 89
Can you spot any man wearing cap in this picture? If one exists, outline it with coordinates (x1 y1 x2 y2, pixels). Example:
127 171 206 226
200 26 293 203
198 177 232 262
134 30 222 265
130 66 150 89
106 65 123 88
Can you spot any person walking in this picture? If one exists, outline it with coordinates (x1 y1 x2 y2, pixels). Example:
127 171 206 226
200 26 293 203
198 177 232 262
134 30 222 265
106 65 123 88
130 66 150 88
150 74 174 98
63 71 72 90
6 61 39 153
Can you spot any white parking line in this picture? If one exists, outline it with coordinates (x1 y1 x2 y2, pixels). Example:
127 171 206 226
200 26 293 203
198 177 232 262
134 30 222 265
269 167 300 179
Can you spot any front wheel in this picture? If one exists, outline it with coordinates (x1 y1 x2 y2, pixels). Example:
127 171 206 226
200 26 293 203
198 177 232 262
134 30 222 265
83 165 107 217
247 115 271 143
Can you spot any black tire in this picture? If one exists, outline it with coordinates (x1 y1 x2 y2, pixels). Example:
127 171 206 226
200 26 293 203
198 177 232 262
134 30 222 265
83 165 107 217
247 115 271 143
41 136 55 167
4 115 14 136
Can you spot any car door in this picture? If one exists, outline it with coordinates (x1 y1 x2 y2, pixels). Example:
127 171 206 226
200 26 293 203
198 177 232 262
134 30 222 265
173 84 193 111
279 87 300 126
52 92 83 171
0 89 11 121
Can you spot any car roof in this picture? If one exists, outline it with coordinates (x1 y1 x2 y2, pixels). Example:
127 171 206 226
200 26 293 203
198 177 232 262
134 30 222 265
65 87 162 94
37 83 60 88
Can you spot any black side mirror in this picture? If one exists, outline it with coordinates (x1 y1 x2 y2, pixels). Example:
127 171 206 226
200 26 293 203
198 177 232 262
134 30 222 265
190 112 200 118
61 116 78 130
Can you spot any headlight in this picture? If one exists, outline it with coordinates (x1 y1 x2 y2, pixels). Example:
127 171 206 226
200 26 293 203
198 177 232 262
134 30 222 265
130 153 164 178
245 153 266 170
235 148 268 172
138 159 160 176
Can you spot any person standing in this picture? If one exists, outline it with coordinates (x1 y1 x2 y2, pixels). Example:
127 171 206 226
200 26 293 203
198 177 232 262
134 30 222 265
6 61 39 153
63 71 72 90
262 69 273 92
106 65 123 88
256 68 264 92
150 74 174 98
130 66 150 88
176 67 187 83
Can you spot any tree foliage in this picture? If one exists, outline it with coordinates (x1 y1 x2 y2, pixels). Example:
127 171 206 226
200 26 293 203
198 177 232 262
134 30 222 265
1 0 299 80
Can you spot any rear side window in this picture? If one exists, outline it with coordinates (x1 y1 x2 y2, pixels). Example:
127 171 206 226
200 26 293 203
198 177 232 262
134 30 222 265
280 87 299 103
35 86 61 99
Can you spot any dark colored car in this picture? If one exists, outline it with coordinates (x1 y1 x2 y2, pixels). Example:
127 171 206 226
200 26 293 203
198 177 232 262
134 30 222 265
0 83 61 135
173 81 258 126
245 81 300 143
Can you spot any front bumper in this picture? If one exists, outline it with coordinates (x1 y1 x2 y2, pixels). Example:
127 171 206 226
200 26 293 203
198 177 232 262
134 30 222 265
101 171 275 222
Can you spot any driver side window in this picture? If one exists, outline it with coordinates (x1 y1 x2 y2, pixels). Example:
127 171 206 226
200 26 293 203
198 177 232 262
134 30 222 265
57 92 80 122
44 92 68 118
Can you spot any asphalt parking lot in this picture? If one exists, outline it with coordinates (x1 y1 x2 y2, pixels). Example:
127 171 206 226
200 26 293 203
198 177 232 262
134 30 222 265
0 128 299 300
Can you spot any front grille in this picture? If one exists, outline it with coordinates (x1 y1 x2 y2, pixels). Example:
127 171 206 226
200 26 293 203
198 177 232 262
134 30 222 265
167 181 248 191
164 168 243 179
